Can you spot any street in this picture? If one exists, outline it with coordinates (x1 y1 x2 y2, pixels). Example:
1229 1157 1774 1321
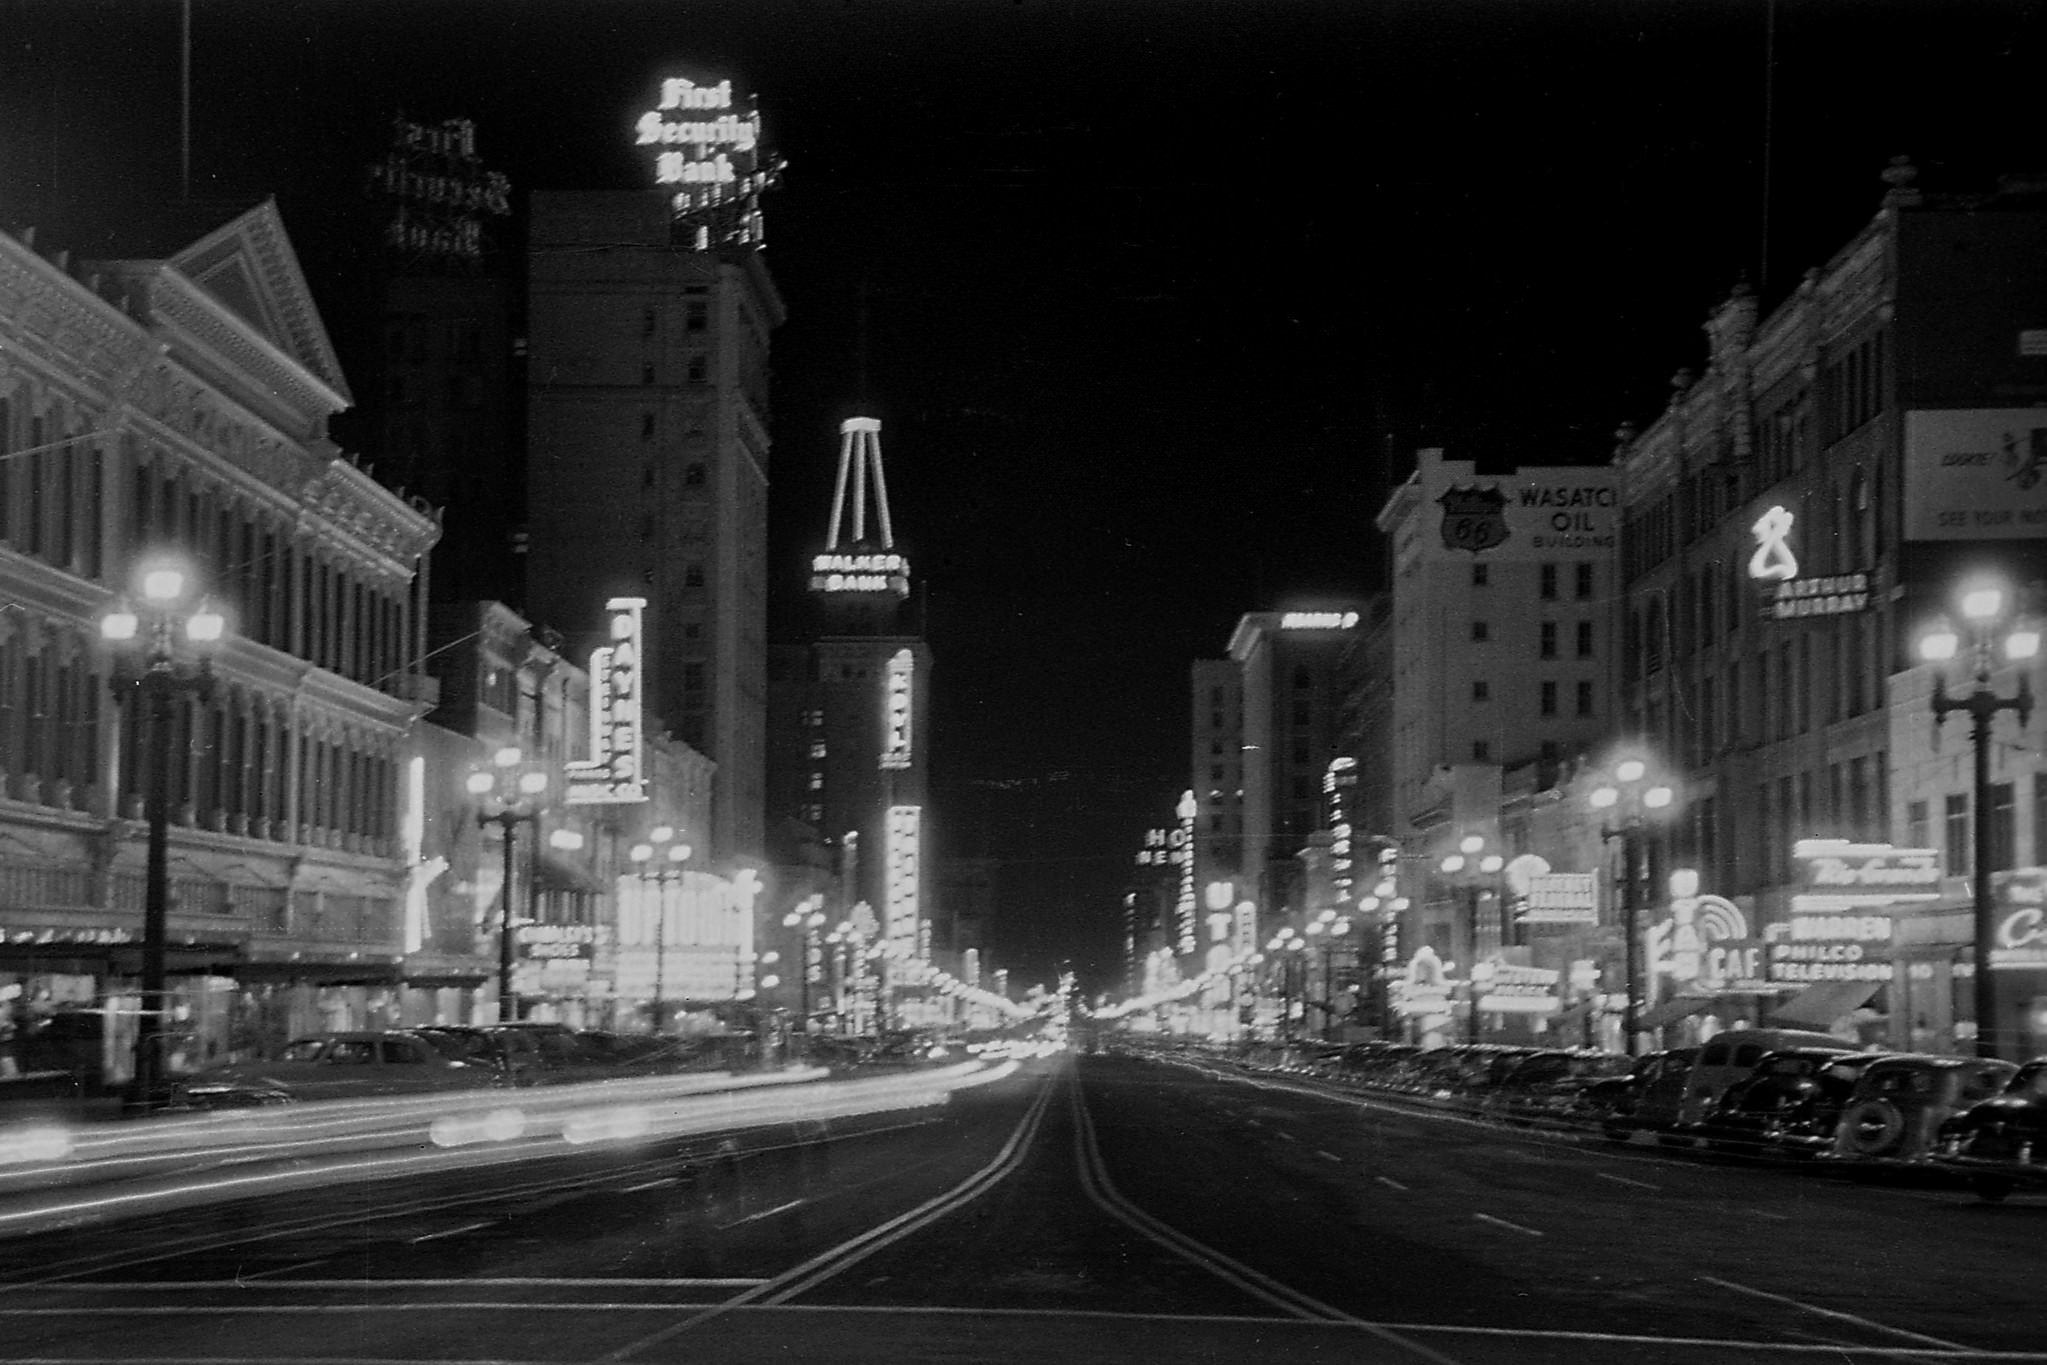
0 1053 2041 1364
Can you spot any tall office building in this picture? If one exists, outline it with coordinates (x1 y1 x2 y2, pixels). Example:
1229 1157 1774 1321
782 419 933 963
524 191 784 865
1374 449 1620 839
1198 609 1365 939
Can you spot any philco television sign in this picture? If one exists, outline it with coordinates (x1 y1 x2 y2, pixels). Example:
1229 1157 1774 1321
565 598 649 806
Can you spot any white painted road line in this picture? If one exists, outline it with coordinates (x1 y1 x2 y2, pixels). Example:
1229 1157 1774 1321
714 1198 806 1231
621 1177 680 1193
1374 1175 1409 1192
1594 1172 1660 1192
1315 1149 1342 1163
1696 1275 1968 1351
1472 1213 1544 1237
1275 1130 1298 1142
406 1220 496 1244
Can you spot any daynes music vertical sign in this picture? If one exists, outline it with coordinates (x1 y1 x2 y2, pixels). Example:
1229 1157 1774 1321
565 598 649 805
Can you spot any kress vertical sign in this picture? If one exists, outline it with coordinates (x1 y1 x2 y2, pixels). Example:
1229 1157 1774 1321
565 598 649 805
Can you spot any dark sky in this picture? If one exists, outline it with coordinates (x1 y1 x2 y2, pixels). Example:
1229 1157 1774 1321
3 0 2041 988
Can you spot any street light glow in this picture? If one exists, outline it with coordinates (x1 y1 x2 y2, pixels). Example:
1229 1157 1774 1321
1439 854 1465 873
1459 834 1484 855
1589 786 1618 809
493 746 522 767
1644 785 1674 809
465 771 497 796
1960 584 2004 621
517 770 548 796
141 568 185 602
1919 625 1960 662
184 603 225 643
99 605 138 641
2006 628 2040 661
1615 758 1646 783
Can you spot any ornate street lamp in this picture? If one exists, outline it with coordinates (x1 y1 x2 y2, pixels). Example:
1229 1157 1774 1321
1438 834 1505 1043
628 825 691 1034
1589 755 1677 1056
99 560 225 1111
1919 576 2038 1059
1267 929 1308 1041
465 747 548 1022
782 895 828 1036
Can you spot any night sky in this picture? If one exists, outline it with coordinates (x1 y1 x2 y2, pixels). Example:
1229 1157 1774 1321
3 0 2040 988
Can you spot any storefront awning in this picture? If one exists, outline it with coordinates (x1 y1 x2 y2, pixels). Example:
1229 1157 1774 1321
536 851 604 896
1769 980 1879 1031
235 959 405 987
1635 995 1718 1031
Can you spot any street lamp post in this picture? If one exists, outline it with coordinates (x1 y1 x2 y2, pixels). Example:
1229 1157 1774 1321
1590 757 1676 1057
628 826 690 1034
465 748 549 1023
782 896 827 1035
1439 835 1504 1044
1919 579 2038 1060
99 563 225 1112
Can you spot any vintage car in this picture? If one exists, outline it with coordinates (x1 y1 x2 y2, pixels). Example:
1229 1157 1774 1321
1479 1049 1632 1126
1579 1047 1699 1142
1826 1053 2018 1170
170 1030 497 1109
1696 1049 1884 1156
1933 1059 2047 1201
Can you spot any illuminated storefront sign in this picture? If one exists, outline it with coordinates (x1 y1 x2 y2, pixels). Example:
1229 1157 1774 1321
1281 611 1360 630
1650 879 1762 990
1990 868 2047 970
565 598 649 805
880 649 914 770
1765 907 1893 984
1476 963 1561 1014
1395 947 1450 1017
810 552 912 596
1792 840 1942 906
516 923 598 961
1746 508 1871 619
364 115 511 263
885 805 922 952
1523 872 1598 925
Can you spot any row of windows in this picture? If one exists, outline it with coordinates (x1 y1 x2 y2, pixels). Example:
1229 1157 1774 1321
1752 754 1890 884
1467 620 1598 658
1470 561 1596 600
1906 775 2047 881
1470 678 1598 717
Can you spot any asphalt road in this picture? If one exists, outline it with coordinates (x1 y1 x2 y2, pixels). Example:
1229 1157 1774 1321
0 1051 2041 1364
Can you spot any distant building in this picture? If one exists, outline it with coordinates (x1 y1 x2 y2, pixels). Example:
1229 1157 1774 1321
524 191 784 867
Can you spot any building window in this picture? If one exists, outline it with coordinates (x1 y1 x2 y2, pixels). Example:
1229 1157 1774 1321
1946 793 1971 879
1576 679 1594 718
683 562 705 588
641 362 656 385
1539 622 1557 659
685 300 708 333
641 413 655 440
683 463 706 487
687 355 709 383
1575 562 1594 600
1576 620 1593 659
1471 563 1488 587
1540 680 1557 717
1472 740 1490 762
1471 620 1489 642
1472 680 1489 702
1539 563 1558 600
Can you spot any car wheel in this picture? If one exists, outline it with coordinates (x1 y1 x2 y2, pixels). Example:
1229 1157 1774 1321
1838 1099 1907 1159
1971 1176 2016 1204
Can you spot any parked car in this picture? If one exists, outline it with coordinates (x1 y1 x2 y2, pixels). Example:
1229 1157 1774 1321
1826 1053 2018 1170
1580 1047 1699 1142
1696 1049 1884 1156
1481 1049 1632 1126
1674 1029 1859 1128
1933 1059 2047 1202
171 1031 497 1109
413 1025 548 1087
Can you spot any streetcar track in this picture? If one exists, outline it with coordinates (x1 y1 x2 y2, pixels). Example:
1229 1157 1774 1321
589 1063 1059 1360
1068 1066 1465 1364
